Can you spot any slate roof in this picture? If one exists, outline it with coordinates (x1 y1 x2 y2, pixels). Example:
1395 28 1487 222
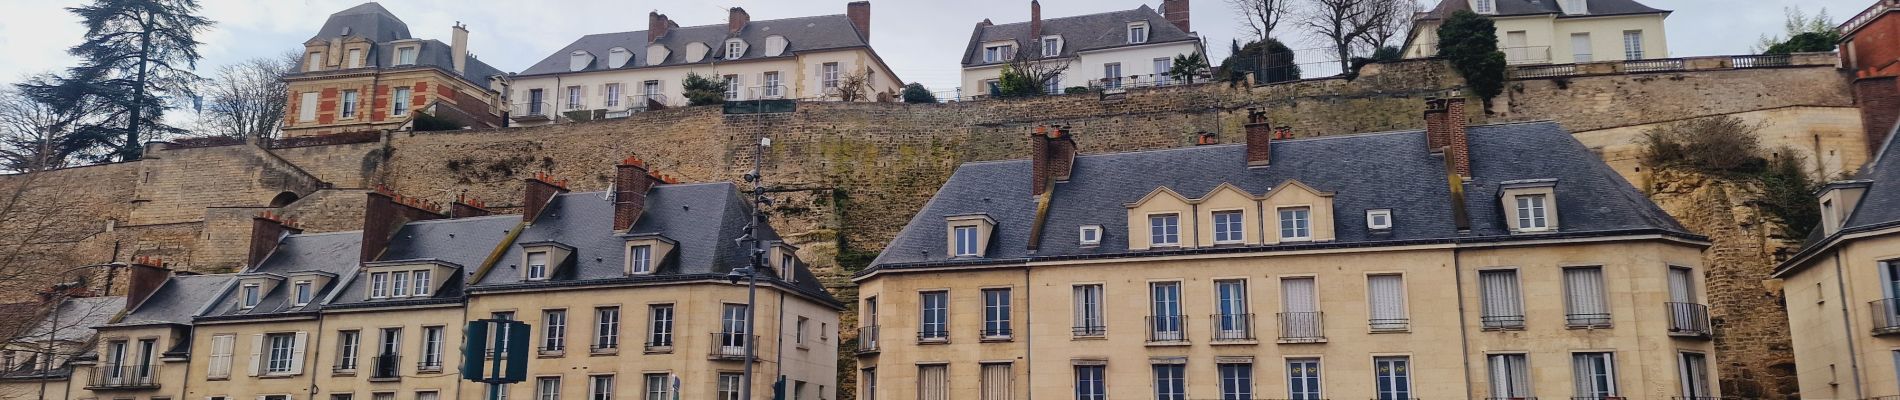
961 5 1198 68
106 274 234 327
292 2 505 90
23 297 124 342
470 183 840 308
518 14 872 76
201 231 363 319
1840 128 1900 232
326 215 522 309
868 121 1695 271
1418 0 1669 20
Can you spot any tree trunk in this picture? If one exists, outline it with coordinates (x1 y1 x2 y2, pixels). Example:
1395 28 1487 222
122 12 152 161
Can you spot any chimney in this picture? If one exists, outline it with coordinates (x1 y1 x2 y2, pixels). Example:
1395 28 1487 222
1160 0 1191 33
1029 0 1043 40
451 22 469 74
1424 98 1471 178
728 7 751 35
124 257 170 311
1244 108 1273 167
523 173 570 223
648 12 671 44
248 211 302 269
847 1 872 41
613 156 660 232
1195 131 1219 145
1030 125 1077 196
451 194 493 218
361 186 447 262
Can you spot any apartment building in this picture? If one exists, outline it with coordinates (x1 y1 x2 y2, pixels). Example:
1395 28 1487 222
959 0 1202 97
853 98 1720 400
65 266 228 400
283 3 508 137
508 2 903 126
1402 0 1671 65
1773 126 1900 399
0 293 124 399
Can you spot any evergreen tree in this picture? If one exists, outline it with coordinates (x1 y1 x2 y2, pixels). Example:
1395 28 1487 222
681 73 728 106
901 83 937 104
59 0 214 161
1218 38 1301 85
1436 10 1506 111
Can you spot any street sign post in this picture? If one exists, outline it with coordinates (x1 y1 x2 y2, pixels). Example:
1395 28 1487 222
463 319 531 400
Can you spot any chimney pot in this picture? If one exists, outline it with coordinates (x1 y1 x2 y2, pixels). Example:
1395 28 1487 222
1030 1 1043 41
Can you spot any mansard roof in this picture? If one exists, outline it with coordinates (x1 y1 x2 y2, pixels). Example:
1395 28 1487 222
324 215 522 310
866 121 1696 272
201 231 363 320
961 4 1198 68
293 2 505 90
517 14 872 76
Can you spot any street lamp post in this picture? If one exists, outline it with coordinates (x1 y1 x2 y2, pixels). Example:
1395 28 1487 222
728 137 772 400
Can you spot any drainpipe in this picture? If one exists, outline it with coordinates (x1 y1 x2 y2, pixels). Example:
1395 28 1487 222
775 290 787 397
1834 253 1864 398
1452 249 1476 400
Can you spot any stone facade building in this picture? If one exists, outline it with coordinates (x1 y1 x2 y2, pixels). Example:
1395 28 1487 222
959 0 1204 98
282 3 508 137
1404 0 1671 65
854 99 1722 399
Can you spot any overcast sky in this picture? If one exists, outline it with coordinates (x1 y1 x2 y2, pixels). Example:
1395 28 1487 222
0 0 1873 102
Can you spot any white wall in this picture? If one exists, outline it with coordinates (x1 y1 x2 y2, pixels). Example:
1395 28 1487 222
511 48 902 126
959 41 1200 97
1405 13 1670 65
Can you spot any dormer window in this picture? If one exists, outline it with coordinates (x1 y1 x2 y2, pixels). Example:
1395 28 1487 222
1042 36 1063 57
1563 0 1588 14
527 251 550 280
1475 0 1497 14
292 281 312 306
945 214 997 258
1212 210 1246 244
1515 195 1549 231
367 268 436 299
391 272 410 297
305 52 323 72
412 270 432 296
954 226 979 256
1278 207 1312 241
241 284 261 309
1500 179 1560 233
370 272 389 298
396 46 418 65
1149 214 1181 246
569 51 594 72
984 44 1015 63
780 253 795 275
1367 209 1394 230
725 39 746 60
1079 225 1102 246
346 49 364 68
1128 22 1150 44
608 47 632 68
629 245 653 274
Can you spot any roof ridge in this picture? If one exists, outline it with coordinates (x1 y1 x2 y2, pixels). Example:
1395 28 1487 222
573 13 851 39
289 230 365 238
403 214 518 225
982 6 1152 27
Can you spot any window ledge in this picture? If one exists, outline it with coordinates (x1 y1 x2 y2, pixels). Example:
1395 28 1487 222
331 370 356 377
1566 324 1614 330
1275 338 1328 344
644 346 674 355
1208 339 1259 345
979 336 1014 343
1481 326 1528 332
917 339 951 345
1144 341 1191 347
590 348 620 356
1071 335 1107 341
1368 329 1411 334
796 344 810 351
368 376 401 382
258 374 298 379
538 350 565 358
417 367 443 374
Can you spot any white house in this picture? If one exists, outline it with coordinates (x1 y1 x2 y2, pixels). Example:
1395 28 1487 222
1403 0 1671 65
959 0 1204 98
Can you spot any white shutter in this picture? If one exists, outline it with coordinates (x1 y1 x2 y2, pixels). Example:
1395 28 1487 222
1368 275 1405 322
289 332 308 375
980 363 1012 400
298 92 318 122
1564 268 1608 318
247 334 263 377
1668 267 1694 303
1281 278 1315 313
208 335 233 379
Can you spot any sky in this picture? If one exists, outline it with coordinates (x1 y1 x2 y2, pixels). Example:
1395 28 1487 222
0 0 1874 106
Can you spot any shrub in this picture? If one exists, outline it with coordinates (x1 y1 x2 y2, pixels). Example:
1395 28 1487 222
682 72 727 106
1438 10 1507 110
900 83 937 103
1758 148 1821 238
1638 116 1767 175
1063 86 1092 95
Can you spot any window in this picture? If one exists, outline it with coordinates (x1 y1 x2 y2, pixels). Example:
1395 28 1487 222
1154 363 1187 400
1074 284 1105 336
346 49 364 68
1564 0 1588 13
1488 354 1532 398
493 384 511 400
413 270 432 296
306 52 323 72
417 392 439 400
1154 57 1173 85
370 272 389 297
1475 0 1496 14
493 312 515 356
1149 214 1180 246
392 271 409 297
265 333 296 374
642 81 661 98
718 304 749 355
1512 194 1542 231
1213 210 1245 244
334 331 357 371
1079 225 1102 245
136 337 156 377
1042 36 1062 57
566 86 583 109
299 92 318 122
1127 22 1149 44
647 304 674 349
1571 33 1594 63
528 89 545 115
397 47 418 65
724 75 741 100
984 44 1015 63
1622 30 1645 60
1215 279 1250 340
241 284 260 308
780 252 796 280
1287 358 1322 400
644 373 672 400
378 327 401 359
1564 267 1610 327
1104 63 1123 88
717 373 744 400
920 291 949 341
373 393 394 400
763 72 783 98
1367 209 1392 230
1480 270 1526 329
862 368 878 400
822 62 842 89
629 245 653 274
983 288 1011 338
537 377 561 400
1574 352 1617 398
341 90 359 119
984 79 1001 96
954 226 979 256
1219 362 1252 400
605 83 622 108
293 281 312 306
543 309 567 352
1374 356 1411 400
421 326 443 369
392 87 411 116
918 365 949 400
1368 274 1408 331
1075 365 1106 400
797 316 810 345
1150 281 1184 341
589 375 614 400
1278 207 1311 241
333 395 355 400
594 307 620 351
1281 277 1321 340
726 40 745 60
1045 74 1062 94
527 252 550 280
980 363 1012 400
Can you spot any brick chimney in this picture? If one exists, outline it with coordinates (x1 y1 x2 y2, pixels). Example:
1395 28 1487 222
451 194 493 218
1424 98 1471 178
1160 0 1191 33
523 173 570 223
1029 0 1043 40
1030 125 1077 196
248 211 302 269
361 187 447 262
648 12 672 44
1244 108 1273 167
451 22 469 74
124 257 170 311
728 7 751 35
614 156 659 232
847 1 872 41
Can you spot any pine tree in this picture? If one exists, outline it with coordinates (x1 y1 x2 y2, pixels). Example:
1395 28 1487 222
62 0 214 161
1436 10 1505 111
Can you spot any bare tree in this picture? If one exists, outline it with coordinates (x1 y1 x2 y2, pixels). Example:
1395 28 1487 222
1005 45 1073 95
1229 0 1297 42
194 52 297 140
1301 0 1395 71
832 68 874 102
1354 0 1420 55
0 79 116 173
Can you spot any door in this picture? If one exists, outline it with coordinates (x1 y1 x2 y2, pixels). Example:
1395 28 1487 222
1287 358 1322 400
528 89 544 115
105 341 126 383
720 304 747 356
1151 282 1183 340
1153 58 1173 85
1571 33 1593 63
1216 280 1249 339
135 339 156 382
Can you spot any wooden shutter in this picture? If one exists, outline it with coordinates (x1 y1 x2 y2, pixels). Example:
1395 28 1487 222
247 334 263 377
980 363 1012 400
1368 275 1405 322
208 335 233 378
289 332 308 375
1281 278 1315 313
1564 268 1608 318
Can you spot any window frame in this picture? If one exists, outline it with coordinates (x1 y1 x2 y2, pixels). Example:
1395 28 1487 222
1367 209 1393 230
340 90 359 119
241 284 261 309
335 330 358 371
1075 364 1106 400
1079 225 1102 246
981 288 1012 339
1278 206 1313 241
647 304 675 350
1373 356 1412 400
421 326 444 369
1212 209 1246 244
264 333 296 374
1622 30 1646 60
1041 36 1063 57
628 244 654 274
392 87 412 116
1516 194 1550 231
543 309 567 353
292 281 312 306
1149 213 1181 247
526 251 550 280
953 226 980 257
594 306 621 351
919 291 950 342
1574 351 1618 397
1127 22 1149 44
822 62 842 89
725 39 745 60
1286 357 1323 399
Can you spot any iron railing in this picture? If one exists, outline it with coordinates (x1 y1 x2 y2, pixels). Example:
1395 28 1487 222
1666 302 1712 337
1730 54 1793 69
917 326 949 343
370 354 400 379
1623 58 1686 73
509 102 552 121
981 327 1014 340
1871 298 1900 335
1571 397 1629 400
590 339 619 354
1510 64 1579 79
708 333 758 360
85 365 159 389
1212 313 1255 341
1502 46 1553 65
416 356 442 371
1482 314 1527 330
1566 313 1613 328
1485 397 1539 400
1278 312 1325 342
1370 317 1410 332
1073 324 1107 337
856 326 879 353
1146 315 1188 343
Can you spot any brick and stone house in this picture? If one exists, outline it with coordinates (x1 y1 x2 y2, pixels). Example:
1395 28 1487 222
959 0 1203 97
282 2 508 137
1840 0 1900 155
854 98 1721 399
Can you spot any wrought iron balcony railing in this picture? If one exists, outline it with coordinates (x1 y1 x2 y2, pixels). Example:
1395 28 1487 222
1278 312 1325 343
1072 324 1107 338
1481 314 1526 330
856 326 879 354
1566 313 1613 328
1666 302 1712 338
85 365 159 389
370 354 400 380
708 333 758 360
1146 315 1188 344
1871 298 1900 335
1211 313 1255 341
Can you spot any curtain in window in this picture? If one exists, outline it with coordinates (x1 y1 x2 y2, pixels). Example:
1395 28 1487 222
1667 268 1694 303
1564 268 1609 325
1679 353 1710 398
1487 354 1531 397
1479 270 1524 326
1368 275 1405 330
918 365 949 400
980 363 1013 400
1572 352 1616 397
1074 285 1104 335
1281 278 1316 313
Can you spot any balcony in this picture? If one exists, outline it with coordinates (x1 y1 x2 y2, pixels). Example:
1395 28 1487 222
604 94 670 119
708 332 758 361
1566 313 1613 329
1482 314 1526 331
415 357 443 373
1277 312 1325 343
1369 317 1410 333
85 365 159 390
1624 58 1686 73
1666 302 1712 338
1502 46 1553 65
1871 298 1900 335
1146 315 1188 344
856 326 880 354
509 101 552 122
1210 313 1256 342
369 354 401 380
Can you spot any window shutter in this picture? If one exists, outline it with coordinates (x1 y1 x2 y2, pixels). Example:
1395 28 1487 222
298 92 318 122
1564 268 1608 318
247 334 263 377
1281 278 1315 313
1368 275 1404 322
289 332 308 375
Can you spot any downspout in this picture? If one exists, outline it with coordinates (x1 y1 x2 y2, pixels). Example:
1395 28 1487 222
775 291 788 396
1452 248 1476 400
308 316 327 398
1834 253 1864 399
